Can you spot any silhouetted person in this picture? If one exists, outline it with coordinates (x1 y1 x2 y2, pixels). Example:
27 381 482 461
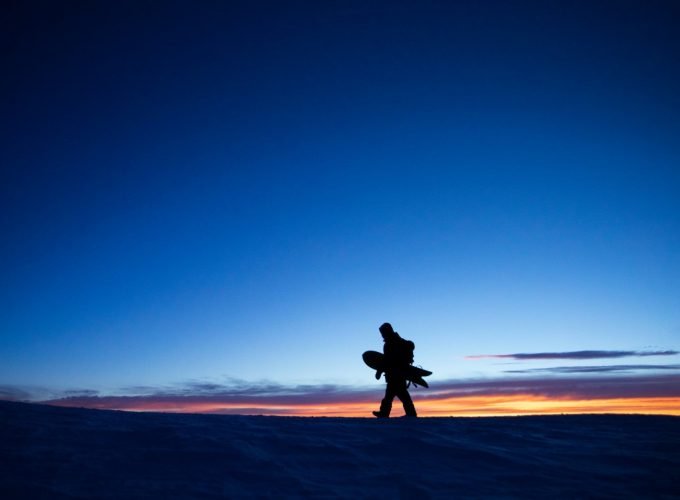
373 322 417 418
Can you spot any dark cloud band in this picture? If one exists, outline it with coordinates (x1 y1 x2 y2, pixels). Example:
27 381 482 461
0 373 674 414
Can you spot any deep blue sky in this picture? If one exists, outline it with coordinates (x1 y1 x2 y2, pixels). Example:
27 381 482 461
2 1 679 396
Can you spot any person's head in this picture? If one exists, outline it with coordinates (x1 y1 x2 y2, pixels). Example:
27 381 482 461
379 322 396 340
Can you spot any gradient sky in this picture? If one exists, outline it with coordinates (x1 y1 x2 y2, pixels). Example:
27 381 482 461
2 1 680 414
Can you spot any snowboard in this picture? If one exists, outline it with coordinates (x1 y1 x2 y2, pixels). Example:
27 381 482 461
362 350 432 388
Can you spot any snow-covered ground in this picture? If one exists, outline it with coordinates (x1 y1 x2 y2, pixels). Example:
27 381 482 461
1 401 678 498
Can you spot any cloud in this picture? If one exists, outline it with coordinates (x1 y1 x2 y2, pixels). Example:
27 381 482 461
62 389 100 397
423 374 680 400
0 385 34 401
0 385 60 402
35 380 381 413
505 364 680 374
466 350 679 360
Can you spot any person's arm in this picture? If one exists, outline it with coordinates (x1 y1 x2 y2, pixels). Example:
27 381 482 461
383 342 395 373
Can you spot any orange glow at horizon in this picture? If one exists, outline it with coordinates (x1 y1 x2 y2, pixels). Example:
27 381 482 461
50 395 680 417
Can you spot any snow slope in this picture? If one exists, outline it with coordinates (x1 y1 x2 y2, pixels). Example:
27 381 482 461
1 401 679 498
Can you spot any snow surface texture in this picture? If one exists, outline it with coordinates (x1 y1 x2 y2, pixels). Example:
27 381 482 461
1 401 679 498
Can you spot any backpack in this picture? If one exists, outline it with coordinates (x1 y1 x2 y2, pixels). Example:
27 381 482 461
399 338 415 365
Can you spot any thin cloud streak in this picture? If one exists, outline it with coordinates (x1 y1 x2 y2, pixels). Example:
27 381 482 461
26 373 680 416
467 350 679 360
505 364 680 374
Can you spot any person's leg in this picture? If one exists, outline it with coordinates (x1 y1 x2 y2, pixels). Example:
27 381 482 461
375 381 397 417
396 380 417 417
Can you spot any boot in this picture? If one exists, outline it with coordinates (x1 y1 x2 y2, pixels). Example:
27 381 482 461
373 398 392 418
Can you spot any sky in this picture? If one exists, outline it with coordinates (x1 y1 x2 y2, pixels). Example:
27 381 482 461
2 0 680 416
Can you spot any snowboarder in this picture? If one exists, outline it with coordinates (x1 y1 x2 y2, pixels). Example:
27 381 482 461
372 322 418 418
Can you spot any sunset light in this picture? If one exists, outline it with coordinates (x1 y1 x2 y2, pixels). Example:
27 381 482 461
46 394 680 418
